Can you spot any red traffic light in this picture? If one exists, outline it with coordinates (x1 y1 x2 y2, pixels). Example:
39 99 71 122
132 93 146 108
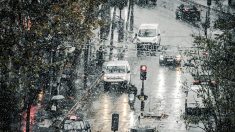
140 65 147 72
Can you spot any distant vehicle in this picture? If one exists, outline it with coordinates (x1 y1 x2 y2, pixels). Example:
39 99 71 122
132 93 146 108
175 4 200 22
130 126 157 132
102 60 131 91
210 29 224 40
192 71 217 87
229 0 235 6
135 24 161 56
136 0 157 6
159 45 182 66
63 115 91 132
185 85 209 116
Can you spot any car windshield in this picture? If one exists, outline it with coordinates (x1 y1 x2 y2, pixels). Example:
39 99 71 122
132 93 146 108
106 66 126 73
138 29 156 37
184 5 197 10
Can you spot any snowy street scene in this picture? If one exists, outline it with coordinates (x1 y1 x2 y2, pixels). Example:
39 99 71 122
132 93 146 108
1 0 235 132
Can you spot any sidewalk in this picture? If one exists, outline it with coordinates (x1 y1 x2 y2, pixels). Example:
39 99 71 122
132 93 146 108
31 5 133 130
32 65 103 130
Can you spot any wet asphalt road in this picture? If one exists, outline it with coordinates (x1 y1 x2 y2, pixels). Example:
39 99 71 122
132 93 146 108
80 3 201 132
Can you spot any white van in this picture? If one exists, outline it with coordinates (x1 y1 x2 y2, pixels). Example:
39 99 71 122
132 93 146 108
136 24 161 46
102 60 131 91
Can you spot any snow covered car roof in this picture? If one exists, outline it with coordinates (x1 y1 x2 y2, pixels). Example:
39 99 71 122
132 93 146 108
139 24 159 29
187 85 205 108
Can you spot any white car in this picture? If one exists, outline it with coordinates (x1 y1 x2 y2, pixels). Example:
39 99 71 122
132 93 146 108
136 24 161 45
185 85 207 115
135 24 161 56
102 60 131 91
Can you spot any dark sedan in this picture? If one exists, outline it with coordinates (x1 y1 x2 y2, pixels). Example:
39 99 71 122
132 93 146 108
175 4 201 22
159 45 182 66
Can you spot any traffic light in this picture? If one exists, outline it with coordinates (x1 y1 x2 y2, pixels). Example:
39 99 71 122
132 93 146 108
111 113 119 131
140 65 147 80
141 101 145 111
137 95 148 101
207 0 211 6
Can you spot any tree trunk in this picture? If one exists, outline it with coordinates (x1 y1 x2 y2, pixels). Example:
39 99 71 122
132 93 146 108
26 104 31 132
109 6 117 60
83 40 89 89
118 9 124 42
126 0 131 31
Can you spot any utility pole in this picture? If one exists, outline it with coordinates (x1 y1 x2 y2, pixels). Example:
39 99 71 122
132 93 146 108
130 0 134 31
205 0 211 38
83 0 95 89
110 6 117 60
118 8 124 42
117 0 127 42
126 0 131 31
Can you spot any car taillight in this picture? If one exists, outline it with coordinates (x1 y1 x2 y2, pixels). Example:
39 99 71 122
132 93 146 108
203 52 208 56
184 8 189 12
193 80 200 85
210 80 217 86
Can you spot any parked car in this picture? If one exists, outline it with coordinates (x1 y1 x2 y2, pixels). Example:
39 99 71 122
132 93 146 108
63 115 91 132
102 60 131 91
175 4 200 22
192 72 217 87
185 85 204 115
159 45 182 66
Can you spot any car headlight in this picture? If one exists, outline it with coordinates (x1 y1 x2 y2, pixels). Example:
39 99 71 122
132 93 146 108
176 55 181 60
103 76 107 80
122 76 126 80
153 37 158 42
160 55 164 60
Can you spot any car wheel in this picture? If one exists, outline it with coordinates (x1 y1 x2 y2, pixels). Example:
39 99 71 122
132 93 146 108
121 83 128 92
176 14 179 19
104 82 110 91
150 52 156 56
159 61 163 66
197 15 200 21
137 51 141 57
